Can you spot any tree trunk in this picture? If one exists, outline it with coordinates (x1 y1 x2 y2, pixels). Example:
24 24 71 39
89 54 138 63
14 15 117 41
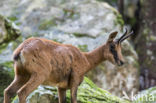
118 0 124 19
134 0 156 90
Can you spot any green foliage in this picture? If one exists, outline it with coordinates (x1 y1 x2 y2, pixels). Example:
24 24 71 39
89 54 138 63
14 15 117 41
73 33 85 37
0 43 8 54
52 38 63 43
7 16 18 22
39 19 57 30
73 33 96 38
7 16 21 26
78 45 88 52
115 14 124 27
113 10 124 27
11 36 24 50
0 61 14 78
0 64 14 97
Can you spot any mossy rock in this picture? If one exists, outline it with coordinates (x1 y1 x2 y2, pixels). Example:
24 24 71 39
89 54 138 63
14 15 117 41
0 15 21 46
12 77 130 103
113 11 124 27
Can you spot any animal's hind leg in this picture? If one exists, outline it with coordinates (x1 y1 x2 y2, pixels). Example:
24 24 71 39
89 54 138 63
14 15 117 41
4 64 29 103
4 75 28 103
17 72 46 103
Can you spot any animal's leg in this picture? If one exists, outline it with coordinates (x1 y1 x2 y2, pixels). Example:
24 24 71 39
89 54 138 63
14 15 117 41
58 87 67 103
69 72 84 103
3 75 28 103
70 85 78 103
17 73 46 103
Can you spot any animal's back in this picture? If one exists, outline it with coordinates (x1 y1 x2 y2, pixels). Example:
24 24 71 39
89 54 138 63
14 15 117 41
13 37 60 61
12 37 89 88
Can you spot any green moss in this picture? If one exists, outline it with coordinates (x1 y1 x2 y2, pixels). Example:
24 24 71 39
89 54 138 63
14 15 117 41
7 16 21 26
11 36 23 50
78 45 88 52
0 15 21 45
0 61 14 77
0 61 14 100
73 33 85 37
0 43 8 54
63 8 75 19
73 33 96 38
52 38 59 42
77 77 129 103
0 63 14 97
7 16 18 22
15 22 22 26
12 96 18 103
113 11 124 27
39 19 57 30
52 38 63 43
1 61 13 69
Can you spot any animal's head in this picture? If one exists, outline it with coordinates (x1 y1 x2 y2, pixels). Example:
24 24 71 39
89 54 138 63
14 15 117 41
104 29 133 66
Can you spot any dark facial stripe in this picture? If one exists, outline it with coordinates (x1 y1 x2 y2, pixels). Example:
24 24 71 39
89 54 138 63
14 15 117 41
109 44 119 63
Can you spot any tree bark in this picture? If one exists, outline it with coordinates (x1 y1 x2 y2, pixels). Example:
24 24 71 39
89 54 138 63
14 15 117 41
134 0 156 90
118 0 124 19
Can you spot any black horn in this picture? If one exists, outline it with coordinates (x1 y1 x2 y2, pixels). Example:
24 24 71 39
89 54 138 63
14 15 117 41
120 30 134 42
116 28 128 43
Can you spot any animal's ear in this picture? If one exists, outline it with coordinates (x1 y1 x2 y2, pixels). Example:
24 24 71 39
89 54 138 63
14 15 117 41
107 31 118 43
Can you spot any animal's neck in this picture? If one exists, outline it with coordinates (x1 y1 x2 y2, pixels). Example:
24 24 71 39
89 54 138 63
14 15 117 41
84 44 106 72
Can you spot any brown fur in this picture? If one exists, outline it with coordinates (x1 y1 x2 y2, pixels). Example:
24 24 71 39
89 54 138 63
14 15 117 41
3 30 131 103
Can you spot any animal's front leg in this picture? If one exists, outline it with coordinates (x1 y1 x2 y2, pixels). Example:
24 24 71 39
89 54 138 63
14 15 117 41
70 86 78 103
58 87 66 103
69 68 84 103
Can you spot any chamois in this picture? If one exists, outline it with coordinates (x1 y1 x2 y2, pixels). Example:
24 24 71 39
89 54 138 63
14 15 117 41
4 29 133 103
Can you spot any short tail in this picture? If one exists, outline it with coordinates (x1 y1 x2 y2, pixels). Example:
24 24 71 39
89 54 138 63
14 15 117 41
13 46 23 61
13 51 21 61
